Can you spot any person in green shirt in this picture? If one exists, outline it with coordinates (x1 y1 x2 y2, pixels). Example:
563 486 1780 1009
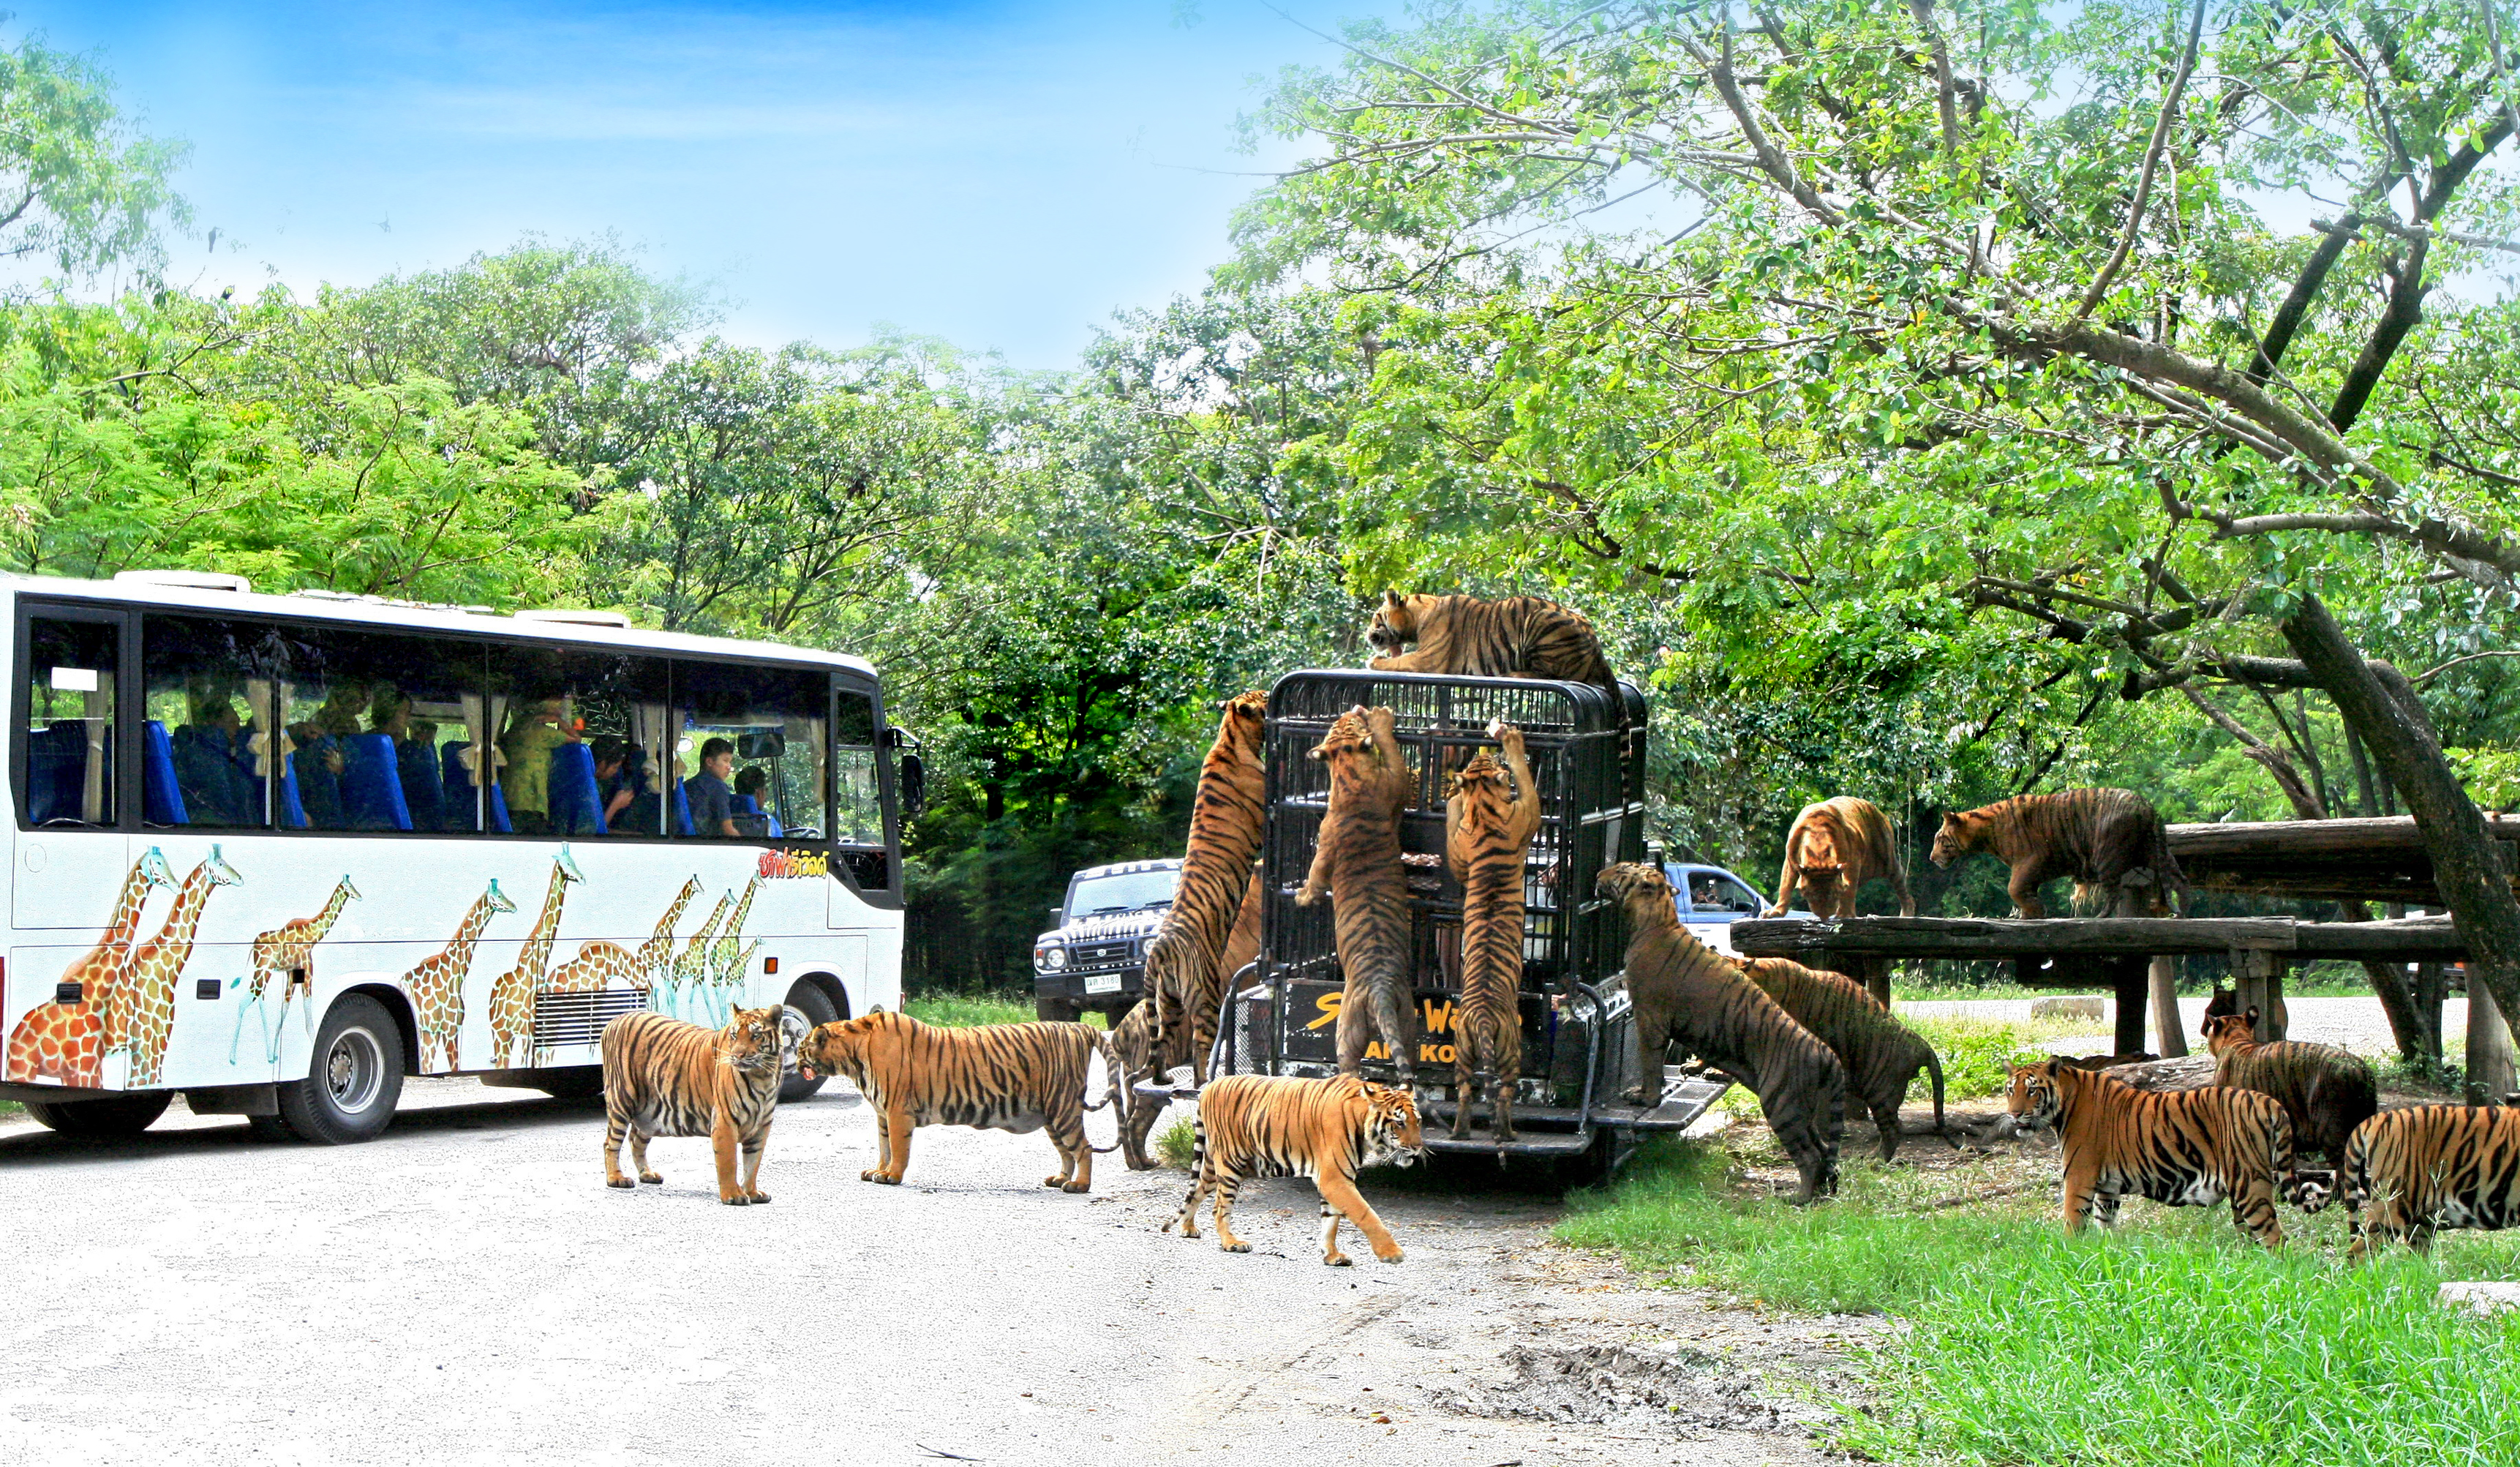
499 696 577 836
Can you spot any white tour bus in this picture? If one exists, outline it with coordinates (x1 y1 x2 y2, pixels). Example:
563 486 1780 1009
0 569 909 1143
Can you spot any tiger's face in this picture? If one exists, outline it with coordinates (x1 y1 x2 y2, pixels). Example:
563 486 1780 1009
1309 706 1383 766
1595 861 1675 916
1366 590 1423 659
797 1014 876 1084
721 1004 787 1076
1928 812 1982 868
1360 1082 1427 1168
1796 860 1846 910
2006 1062 2064 1130
1445 751 1508 808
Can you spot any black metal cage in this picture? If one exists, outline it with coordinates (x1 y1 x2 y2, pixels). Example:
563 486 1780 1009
1255 669 1647 1005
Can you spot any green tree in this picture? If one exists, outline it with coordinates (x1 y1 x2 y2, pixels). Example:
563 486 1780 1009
0 34 187 280
1238 0 2520 1026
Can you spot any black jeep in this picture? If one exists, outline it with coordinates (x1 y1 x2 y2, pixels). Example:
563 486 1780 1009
1030 858 1182 1022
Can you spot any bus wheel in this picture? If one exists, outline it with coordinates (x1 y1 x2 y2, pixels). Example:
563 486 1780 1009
780 981 843 1103
24 1092 171 1138
275 995 404 1145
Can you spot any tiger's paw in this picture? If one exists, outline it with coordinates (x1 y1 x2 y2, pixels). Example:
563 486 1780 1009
639 1171 663 1185
746 1191 771 1204
1323 1251 1352 1267
870 1172 903 1186
1222 1240 1251 1254
1060 1179 1091 1194
1374 1244 1405 1264
721 1195 751 1207
1042 1174 1066 1189
606 1176 635 1190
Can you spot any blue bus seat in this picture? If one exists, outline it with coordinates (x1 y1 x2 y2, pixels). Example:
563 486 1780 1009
546 741 608 836
339 733 413 831
142 720 188 827
671 778 695 837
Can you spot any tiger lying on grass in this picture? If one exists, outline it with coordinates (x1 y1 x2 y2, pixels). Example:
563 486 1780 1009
1166 1073 1426 1266
799 1010 1124 1193
2007 1057 2294 1246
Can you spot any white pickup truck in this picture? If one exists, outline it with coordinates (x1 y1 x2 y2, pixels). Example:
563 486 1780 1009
1665 861 1808 956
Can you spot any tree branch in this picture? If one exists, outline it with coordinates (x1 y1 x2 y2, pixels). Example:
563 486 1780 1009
2074 0 2208 320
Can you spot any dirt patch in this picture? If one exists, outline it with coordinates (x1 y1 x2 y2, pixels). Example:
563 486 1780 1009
1433 1335 1857 1438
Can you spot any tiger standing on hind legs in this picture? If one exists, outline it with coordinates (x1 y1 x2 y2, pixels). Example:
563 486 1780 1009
1296 705 1420 1092
1142 691 1268 1089
1165 1073 1426 1266
600 1005 785 1205
1444 719 1541 1145
1597 863 1846 1203
1116 867 1261 1171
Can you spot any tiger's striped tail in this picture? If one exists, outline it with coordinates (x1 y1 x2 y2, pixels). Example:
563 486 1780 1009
1083 1027 1127 1155
1923 1046 1955 1149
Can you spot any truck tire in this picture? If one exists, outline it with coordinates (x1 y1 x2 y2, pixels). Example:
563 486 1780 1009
23 1092 171 1138
780 981 843 1102
1034 993 1080 1024
272 994 404 1145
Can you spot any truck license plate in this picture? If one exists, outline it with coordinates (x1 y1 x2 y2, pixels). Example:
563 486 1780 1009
1083 971 1124 995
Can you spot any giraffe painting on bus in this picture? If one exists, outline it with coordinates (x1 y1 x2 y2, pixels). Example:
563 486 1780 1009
121 847 245 1088
406 878 518 1072
486 845 586 1068
233 875 362 1064
8 847 178 1085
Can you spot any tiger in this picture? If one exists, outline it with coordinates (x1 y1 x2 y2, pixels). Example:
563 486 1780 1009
1768 796 1914 920
1739 956 1950 1160
2337 1104 2520 1260
1295 705 1420 1089
2005 1057 2293 1245
600 1005 785 1205
1597 863 1846 1204
1443 719 1541 1144
1364 591 1616 689
2199 1006 2377 1164
1143 691 1269 1088
797 1010 1124 1193
1117 866 1263 1171
1929 787 2184 918
1164 1073 1426 1266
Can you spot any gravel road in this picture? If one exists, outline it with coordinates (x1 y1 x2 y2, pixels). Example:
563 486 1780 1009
0 1081 1844 1467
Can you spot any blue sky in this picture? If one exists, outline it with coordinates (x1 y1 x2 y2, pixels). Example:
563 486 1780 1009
20 1 1380 367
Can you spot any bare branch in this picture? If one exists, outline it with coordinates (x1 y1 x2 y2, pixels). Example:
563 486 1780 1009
1906 0 1963 158
2416 649 2520 685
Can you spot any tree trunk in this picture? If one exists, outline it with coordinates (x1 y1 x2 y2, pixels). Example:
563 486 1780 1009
2470 969 2515 1103
2282 595 2520 1027
2149 955 2186 1057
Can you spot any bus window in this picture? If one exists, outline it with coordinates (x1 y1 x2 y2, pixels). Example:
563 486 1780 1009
489 645 669 838
142 615 283 830
674 660 826 843
22 617 117 828
832 686 889 890
276 629 485 833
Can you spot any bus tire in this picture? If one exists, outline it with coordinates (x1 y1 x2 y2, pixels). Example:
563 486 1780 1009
276 995 404 1145
23 1091 170 1138
780 980 843 1103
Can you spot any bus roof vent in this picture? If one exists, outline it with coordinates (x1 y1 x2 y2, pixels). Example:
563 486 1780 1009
514 608 634 629
114 569 252 594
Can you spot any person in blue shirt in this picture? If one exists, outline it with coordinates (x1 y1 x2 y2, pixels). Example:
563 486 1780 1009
682 737 738 838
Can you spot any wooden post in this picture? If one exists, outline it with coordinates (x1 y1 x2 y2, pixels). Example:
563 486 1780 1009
2231 948 2288 1042
1859 955 1891 1008
2150 956 2187 1057
2113 956 2149 1056
2468 964 2516 1102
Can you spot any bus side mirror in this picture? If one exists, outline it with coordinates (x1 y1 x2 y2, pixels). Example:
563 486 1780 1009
898 752 925 819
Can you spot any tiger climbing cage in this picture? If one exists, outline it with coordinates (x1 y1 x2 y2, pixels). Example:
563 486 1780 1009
1205 668 1720 1171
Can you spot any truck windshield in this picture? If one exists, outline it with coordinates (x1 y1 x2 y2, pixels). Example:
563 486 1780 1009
1068 868 1179 918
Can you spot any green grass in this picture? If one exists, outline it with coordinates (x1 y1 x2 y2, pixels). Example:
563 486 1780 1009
903 993 1108 1029
1156 1116 1198 1168
1561 1139 2520 1466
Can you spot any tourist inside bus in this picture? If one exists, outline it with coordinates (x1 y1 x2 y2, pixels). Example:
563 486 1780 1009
684 735 739 838
368 683 445 832
500 694 577 836
173 680 257 826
